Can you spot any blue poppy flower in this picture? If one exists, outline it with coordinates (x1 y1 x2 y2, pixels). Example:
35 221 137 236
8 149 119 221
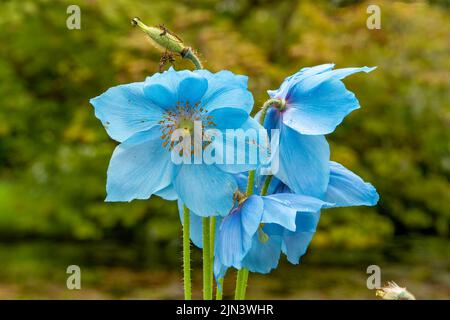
259 64 375 198
90 68 262 216
212 161 379 278
211 193 331 279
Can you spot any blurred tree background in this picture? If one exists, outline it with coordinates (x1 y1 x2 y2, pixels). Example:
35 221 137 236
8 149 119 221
0 0 448 299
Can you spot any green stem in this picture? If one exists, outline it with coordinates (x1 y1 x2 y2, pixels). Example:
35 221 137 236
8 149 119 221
182 205 192 300
261 175 273 196
235 269 244 299
240 269 249 299
216 278 224 300
202 217 212 300
183 47 203 70
234 169 256 300
210 216 216 297
246 170 255 195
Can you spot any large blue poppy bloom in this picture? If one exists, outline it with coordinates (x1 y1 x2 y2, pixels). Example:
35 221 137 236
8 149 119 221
260 64 375 198
90 68 262 216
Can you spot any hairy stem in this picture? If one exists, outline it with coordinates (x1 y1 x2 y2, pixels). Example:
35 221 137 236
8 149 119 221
216 278 224 300
210 216 216 297
182 205 192 300
203 217 212 300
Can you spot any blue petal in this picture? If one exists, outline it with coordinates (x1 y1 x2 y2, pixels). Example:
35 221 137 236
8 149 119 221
234 173 249 193
90 82 164 142
143 84 177 110
268 64 335 99
242 230 282 274
105 127 175 202
276 125 330 198
255 107 281 133
216 195 263 269
173 164 237 217
283 67 375 135
289 66 376 94
262 193 330 231
195 69 248 89
155 184 178 200
177 75 208 105
282 211 321 264
200 71 254 114
214 255 229 283
145 67 194 92
261 197 297 232
208 108 264 173
240 195 264 242
326 161 379 207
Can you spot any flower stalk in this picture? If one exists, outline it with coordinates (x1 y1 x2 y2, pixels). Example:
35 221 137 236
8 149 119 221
182 205 192 300
234 98 278 300
202 217 213 300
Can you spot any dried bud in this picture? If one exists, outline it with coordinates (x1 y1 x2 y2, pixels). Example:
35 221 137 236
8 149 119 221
376 281 416 300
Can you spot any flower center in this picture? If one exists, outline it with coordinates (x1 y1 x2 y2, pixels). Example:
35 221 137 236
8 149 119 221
159 100 215 152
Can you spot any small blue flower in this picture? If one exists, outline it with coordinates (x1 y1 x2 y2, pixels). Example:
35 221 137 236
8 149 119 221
90 68 262 216
259 64 375 198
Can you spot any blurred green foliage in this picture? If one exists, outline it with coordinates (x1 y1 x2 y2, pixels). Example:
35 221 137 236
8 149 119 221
0 0 448 254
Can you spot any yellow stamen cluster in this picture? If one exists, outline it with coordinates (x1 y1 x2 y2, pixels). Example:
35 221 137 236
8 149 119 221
159 101 215 156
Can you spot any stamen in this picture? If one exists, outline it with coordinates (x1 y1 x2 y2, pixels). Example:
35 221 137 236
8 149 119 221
158 101 216 156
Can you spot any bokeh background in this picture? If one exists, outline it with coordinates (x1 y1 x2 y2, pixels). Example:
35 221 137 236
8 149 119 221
0 0 448 299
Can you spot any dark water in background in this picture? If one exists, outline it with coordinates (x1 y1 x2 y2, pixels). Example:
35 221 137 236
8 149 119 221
0 236 448 299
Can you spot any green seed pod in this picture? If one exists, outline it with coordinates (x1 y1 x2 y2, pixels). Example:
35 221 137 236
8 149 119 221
131 17 202 69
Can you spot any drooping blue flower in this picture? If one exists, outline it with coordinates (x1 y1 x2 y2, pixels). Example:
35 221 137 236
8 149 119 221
90 68 262 216
210 160 379 279
259 64 375 198
213 193 331 279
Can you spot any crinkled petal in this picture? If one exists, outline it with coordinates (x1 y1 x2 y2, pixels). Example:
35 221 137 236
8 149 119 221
276 125 330 198
216 195 263 269
90 82 164 142
174 164 237 217
177 75 208 105
207 108 264 173
195 69 248 89
143 84 177 110
242 230 282 274
268 64 335 99
214 255 229 283
106 127 175 202
326 161 379 207
282 211 321 264
262 193 330 231
284 67 375 135
288 66 376 94
155 184 178 200
200 71 253 114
